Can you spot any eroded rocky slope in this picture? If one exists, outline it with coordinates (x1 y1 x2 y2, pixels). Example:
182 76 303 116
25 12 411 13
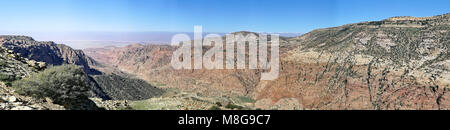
0 46 64 110
85 13 450 110
260 13 450 110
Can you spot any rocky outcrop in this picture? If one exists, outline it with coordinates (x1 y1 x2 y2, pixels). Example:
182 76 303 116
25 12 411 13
0 82 65 110
0 46 45 81
90 98 132 110
0 36 98 74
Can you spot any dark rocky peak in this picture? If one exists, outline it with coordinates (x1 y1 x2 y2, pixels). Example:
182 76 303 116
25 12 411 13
351 13 450 27
385 13 450 21
0 35 34 42
0 35 99 74
231 31 260 36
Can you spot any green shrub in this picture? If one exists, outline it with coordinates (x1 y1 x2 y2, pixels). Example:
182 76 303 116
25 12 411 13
225 103 244 110
215 102 222 107
0 74 10 81
0 60 7 66
0 74 13 87
12 64 96 110
0 73 15 81
237 96 256 103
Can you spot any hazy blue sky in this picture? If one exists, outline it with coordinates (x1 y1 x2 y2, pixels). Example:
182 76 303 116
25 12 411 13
1 0 450 33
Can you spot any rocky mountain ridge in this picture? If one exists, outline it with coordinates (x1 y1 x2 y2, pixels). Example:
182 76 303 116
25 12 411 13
0 36 97 74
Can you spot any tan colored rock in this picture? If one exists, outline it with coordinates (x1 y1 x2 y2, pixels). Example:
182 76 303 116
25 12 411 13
26 60 37 67
37 62 46 69
7 96 16 102
11 106 33 110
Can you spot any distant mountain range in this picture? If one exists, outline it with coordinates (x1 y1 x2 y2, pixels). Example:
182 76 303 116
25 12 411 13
0 31 303 49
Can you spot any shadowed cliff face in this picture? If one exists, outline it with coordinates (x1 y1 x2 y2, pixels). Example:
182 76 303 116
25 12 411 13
84 13 450 110
0 36 98 74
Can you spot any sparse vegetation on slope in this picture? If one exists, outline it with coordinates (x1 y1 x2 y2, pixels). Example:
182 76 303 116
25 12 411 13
12 64 99 110
92 73 164 100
